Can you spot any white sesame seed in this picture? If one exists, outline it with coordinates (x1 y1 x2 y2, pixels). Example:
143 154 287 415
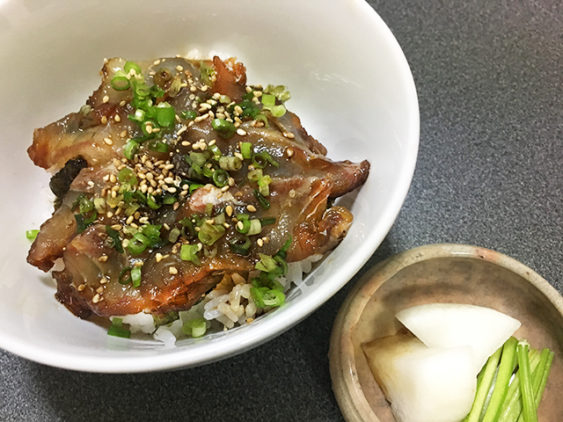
155 252 163 263
289 189 296 198
236 128 247 136
104 137 113 146
257 238 264 247
114 114 121 122
101 116 108 124
92 294 101 303
176 65 184 71
169 266 178 275
247 205 257 212
225 205 233 217
286 148 294 158
119 100 126 107
77 284 86 292
102 95 109 103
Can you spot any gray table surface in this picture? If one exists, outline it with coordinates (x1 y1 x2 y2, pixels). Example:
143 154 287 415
1 1 561 421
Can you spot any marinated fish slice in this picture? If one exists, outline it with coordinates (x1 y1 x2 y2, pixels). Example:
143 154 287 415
27 55 370 326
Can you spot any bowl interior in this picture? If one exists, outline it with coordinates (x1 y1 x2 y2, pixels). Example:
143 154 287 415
331 247 563 421
0 0 418 371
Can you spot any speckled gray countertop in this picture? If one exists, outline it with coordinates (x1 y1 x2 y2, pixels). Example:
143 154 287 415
1 1 561 421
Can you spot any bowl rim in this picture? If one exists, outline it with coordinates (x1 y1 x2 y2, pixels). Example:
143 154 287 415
328 243 563 422
0 0 420 373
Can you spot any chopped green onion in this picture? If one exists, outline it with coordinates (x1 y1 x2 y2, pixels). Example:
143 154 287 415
149 140 169 153
94 197 106 213
105 225 124 253
124 61 142 75
254 189 270 209
517 341 537 422
168 227 181 243
26 229 39 240
199 61 215 86
252 151 279 168
141 120 156 136
254 113 269 127
262 289 285 307
255 254 278 272
261 93 276 107
219 95 231 104
117 167 138 186
264 84 291 102
197 222 225 246
182 317 207 338
74 212 97 233
130 108 146 122
155 103 176 127
251 286 285 308
107 318 131 338
150 84 165 99
127 233 150 255
277 236 292 259
111 75 130 91
229 237 252 255
212 169 229 187
131 266 142 288
181 110 197 120
270 104 286 118
247 168 263 182
189 151 208 167
260 217 276 226
189 183 203 194
76 195 94 213
118 267 132 284
146 194 161 210
162 194 176 205
218 155 242 171
257 174 272 196
208 144 222 160
211 118 236 138
248 219 262 236
240 142 253 159
236 216 251 234
123 138 140 159
180 244 201 265
140 224 162 247
274 254 288 275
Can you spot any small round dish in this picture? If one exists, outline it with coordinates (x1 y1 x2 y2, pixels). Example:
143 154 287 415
329 244 563 422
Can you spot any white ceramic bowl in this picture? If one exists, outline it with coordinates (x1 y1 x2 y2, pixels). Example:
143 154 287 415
0 0 418 372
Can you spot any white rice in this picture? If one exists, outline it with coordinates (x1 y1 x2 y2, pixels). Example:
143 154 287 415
121 254 323 345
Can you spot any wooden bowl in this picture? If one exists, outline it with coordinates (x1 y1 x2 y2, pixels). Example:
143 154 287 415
329 244 563 422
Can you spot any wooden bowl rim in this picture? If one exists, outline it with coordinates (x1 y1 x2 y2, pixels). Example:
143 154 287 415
328 243 563 422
